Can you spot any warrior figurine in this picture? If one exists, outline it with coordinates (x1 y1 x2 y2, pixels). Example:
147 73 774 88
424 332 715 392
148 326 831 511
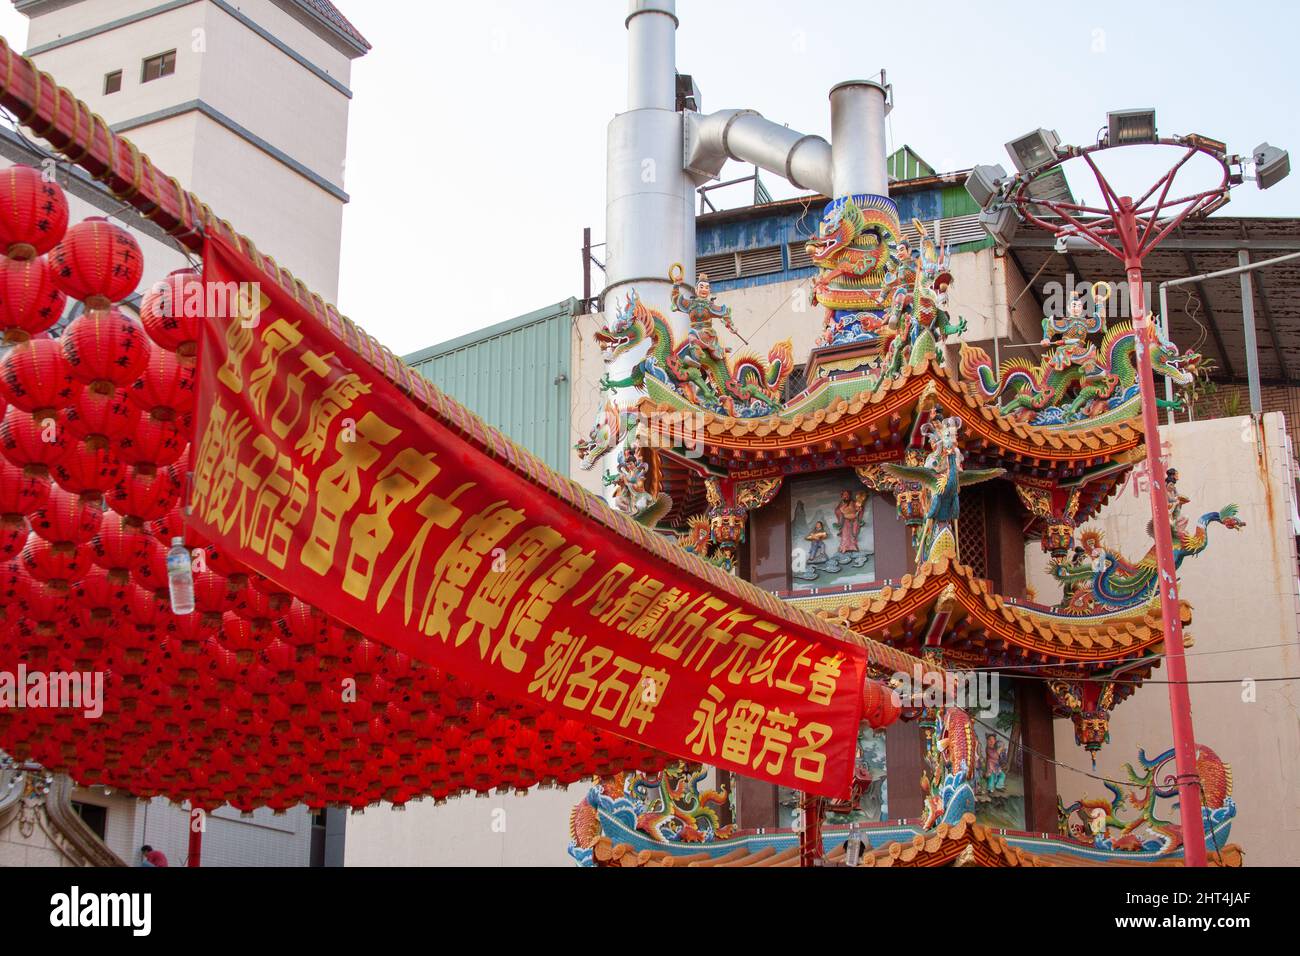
1041 290 1105 376
671 269 738 365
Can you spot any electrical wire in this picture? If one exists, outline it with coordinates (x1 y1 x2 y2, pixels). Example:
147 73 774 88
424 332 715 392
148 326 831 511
0 107 201 270
951 639 1300 673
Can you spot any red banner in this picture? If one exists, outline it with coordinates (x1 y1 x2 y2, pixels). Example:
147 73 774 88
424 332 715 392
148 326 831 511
188 236 867 797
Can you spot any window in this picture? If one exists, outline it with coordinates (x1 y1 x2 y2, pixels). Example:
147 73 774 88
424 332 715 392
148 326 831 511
103 70 122 95
141 50 176 83
71 801 108 841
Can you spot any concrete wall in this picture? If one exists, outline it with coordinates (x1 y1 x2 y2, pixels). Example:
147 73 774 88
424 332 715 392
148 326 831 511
343 787 586 867
67 787 313 867
1027 414 1300 866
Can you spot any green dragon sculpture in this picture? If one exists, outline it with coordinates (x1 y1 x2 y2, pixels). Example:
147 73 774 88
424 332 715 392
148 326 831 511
1051 504 1245 614
1059 744 1234 854
959 321 1202 427
596 288 793 418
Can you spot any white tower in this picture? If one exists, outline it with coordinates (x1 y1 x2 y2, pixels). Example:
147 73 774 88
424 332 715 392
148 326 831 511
14 0 369 300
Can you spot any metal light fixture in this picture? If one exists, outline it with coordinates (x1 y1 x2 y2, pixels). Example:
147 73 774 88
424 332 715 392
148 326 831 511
1004 128 1061 173
964 163 1007 208
1253 142 1291 189
1107 108 1157 145
978 205 1017 246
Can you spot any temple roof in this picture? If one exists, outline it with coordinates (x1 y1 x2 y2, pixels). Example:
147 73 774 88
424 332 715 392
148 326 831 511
789 558 1184 682
642 359 1144 466
584 814 1243 868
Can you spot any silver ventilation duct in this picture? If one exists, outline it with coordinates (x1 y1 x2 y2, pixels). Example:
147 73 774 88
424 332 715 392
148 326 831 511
683 109 833 196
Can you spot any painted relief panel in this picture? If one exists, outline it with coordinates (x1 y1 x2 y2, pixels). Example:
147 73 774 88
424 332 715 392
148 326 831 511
778 725 888 827
969 682 1025 830
790 472 875 586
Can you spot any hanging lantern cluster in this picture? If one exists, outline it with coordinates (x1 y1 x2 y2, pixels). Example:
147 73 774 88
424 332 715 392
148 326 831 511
0 170 670 809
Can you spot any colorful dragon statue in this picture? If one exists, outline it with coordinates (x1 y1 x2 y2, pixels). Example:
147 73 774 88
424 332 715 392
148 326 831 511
595 288 793 418
574 400 629 470
626 764 735 842
807 197 966 369
567 764 736 861
1059 744 1235 855
1050 505 1245 614
958 321 1202 427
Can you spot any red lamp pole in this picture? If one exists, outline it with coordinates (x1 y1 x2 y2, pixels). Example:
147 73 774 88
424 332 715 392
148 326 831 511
188 804 203 867
1009 142 1236 867
1118 200 1206 868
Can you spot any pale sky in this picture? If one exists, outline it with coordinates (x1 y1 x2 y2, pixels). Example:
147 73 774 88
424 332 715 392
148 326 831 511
2 1 1297 355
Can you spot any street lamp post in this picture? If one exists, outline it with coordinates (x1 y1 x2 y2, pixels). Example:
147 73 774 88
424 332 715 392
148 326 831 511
968 118 1289 867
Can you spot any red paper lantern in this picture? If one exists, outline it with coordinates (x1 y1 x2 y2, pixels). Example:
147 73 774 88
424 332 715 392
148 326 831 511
51 436 122 497
0 404 65 476
0 166 70 259
61 307 152 391
148 505 188 546
47 217 143 307
0 256 68 343
140 269 202 357
29 485 104 547
20 534 93 584
0 522 27 560
106 463 182 527
63 386 132 448
128 534 169 592
128 346 195 421
0 337 80 415
89 509 149 582
0 456 50 519
862 678 903 729
115 410 184 471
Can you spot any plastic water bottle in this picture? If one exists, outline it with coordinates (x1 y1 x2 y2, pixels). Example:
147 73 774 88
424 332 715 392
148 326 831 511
166 536 195 615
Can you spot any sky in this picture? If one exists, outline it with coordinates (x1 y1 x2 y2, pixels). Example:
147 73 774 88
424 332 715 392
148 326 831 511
1 1 1297 356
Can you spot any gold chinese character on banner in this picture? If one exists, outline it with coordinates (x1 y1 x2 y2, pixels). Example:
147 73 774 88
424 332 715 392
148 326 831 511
302 411 400 575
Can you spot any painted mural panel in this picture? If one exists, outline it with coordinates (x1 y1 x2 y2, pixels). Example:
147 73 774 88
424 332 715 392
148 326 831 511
790 472 875 586
778 725 888 827
969 682 1025 830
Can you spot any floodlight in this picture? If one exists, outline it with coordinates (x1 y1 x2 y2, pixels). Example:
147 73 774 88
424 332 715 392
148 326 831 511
1253 142 1291 190
964 163 1007 208
979 205 1017 246
1107 109 1157 146
1005 128 1061 173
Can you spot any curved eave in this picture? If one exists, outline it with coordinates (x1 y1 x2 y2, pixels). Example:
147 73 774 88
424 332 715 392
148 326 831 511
787 559 1190 670
636 358 1145 478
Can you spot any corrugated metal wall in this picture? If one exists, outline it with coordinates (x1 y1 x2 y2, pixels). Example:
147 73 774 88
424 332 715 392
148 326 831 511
403 299 576 472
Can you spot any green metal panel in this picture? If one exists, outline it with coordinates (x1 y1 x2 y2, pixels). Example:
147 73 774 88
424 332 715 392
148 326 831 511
403 299 577 473
942 184 995 253
888 146 936 182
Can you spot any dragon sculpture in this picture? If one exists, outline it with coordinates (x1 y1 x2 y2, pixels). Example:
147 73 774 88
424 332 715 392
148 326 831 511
574 400 629 470
1059 744 1235 855
567 763 736 862
959 320 1202 427
595 287 793 418
808 198 966 369
626 764 735 842
1050 504 1245 614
